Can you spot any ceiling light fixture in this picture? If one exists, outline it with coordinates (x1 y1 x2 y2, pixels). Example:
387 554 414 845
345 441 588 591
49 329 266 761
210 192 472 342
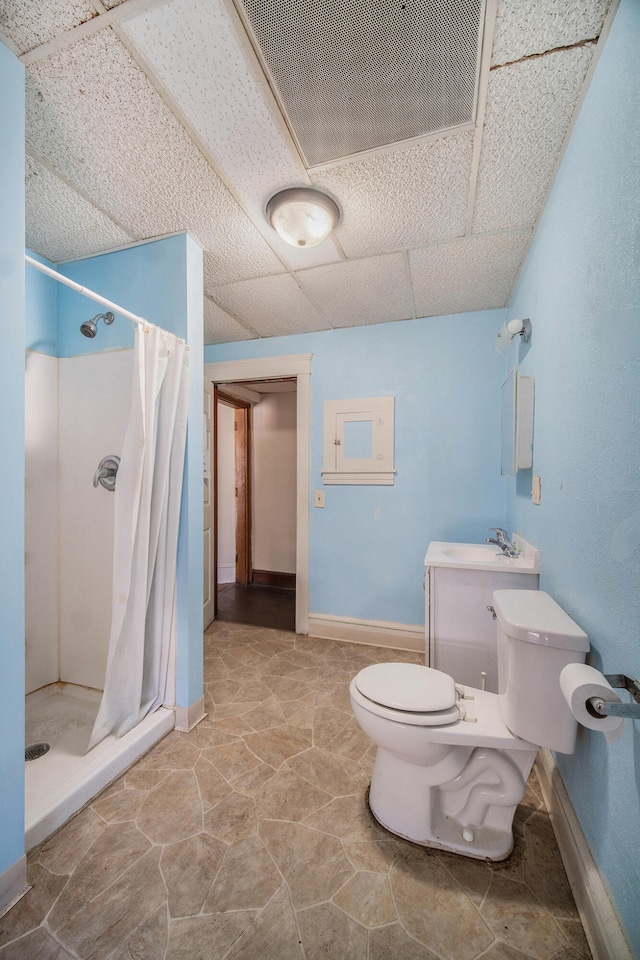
266 187 340 248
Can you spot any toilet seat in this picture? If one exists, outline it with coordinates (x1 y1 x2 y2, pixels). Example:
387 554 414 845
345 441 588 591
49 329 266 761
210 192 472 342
354 663 460 726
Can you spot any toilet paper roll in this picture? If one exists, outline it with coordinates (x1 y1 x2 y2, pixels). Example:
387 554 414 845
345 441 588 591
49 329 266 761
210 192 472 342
560 663 624 744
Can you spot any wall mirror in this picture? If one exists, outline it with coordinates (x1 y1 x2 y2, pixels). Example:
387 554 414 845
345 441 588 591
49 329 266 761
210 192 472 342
501 369 534 476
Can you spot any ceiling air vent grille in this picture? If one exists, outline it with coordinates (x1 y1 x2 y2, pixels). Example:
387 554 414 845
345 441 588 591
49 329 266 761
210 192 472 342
237 0 484 167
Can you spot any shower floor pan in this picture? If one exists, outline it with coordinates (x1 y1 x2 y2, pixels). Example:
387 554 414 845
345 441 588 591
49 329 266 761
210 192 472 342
25 683 173 851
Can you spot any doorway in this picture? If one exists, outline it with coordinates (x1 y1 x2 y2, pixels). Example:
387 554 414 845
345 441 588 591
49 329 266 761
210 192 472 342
204 353 311 635
214 378 297 632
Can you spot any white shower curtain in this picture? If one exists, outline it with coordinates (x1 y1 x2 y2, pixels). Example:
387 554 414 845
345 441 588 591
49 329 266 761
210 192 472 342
88 323 190 751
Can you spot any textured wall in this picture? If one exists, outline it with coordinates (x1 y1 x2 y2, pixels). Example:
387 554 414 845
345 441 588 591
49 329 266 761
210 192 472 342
25 250 57 355
505 0 640 949
56 234 191 357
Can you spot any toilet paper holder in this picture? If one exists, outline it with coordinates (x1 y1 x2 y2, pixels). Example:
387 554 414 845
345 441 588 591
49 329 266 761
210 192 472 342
587 674 640 720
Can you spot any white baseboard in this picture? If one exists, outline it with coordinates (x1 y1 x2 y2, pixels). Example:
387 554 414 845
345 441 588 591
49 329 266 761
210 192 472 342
174 696 207 732
0 855 28 919
217 564 235 584
536 750 633 960
308 613 424 654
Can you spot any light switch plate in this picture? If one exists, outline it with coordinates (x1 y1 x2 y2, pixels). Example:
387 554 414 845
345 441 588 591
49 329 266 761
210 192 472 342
532 475 541 505
314 490 325 507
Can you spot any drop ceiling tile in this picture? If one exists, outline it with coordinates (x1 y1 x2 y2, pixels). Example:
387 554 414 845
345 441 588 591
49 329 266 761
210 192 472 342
204 296 255 345
312 132 474 258
209 274 330 338
295 253 414 328
122 0 343 271
25 154 134 261
472 46 593 234
409 231 531 318
491 0 611 66
25 29 284 284
0 0 98 55
125 0 288 187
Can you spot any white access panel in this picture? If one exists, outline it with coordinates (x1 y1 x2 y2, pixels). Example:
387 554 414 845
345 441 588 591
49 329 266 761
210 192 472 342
322 395 395 484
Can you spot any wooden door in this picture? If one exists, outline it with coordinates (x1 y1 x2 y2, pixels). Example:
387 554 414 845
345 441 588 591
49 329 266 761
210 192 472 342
234 405 251 585
214 390 251 591
203 381 215 629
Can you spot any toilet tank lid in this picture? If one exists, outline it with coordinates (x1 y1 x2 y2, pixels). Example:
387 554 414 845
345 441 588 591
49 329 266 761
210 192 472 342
493 590 589 651
354 663 457 712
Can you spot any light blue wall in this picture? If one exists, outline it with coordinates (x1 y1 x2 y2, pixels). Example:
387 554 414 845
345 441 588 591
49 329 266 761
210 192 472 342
0 41 26 888
206 308 508 625
25 251 57 355
25 237 192 358
55 234 192 356
505 0 640 950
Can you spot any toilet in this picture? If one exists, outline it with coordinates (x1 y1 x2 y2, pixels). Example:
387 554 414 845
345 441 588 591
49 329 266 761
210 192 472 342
350 589 589 861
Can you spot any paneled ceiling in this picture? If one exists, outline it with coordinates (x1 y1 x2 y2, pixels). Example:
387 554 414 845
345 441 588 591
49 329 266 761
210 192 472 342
1 0 614 344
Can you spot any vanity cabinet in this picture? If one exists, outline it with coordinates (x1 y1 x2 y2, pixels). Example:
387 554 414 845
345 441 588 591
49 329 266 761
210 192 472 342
425 564 539 693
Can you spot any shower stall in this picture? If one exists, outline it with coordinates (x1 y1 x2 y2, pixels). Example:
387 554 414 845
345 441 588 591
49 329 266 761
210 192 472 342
23 261 187 850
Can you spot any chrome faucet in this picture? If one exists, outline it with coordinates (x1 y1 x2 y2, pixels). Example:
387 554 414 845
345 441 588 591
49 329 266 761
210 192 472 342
485 528 518 558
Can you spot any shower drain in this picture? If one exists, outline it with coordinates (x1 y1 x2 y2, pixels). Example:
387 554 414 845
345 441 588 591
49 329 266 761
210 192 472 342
25 742 50 762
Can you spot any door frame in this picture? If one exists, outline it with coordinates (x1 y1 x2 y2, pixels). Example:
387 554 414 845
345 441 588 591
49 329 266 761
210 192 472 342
203 380 215 629
204 354 311 635
215 388 252 588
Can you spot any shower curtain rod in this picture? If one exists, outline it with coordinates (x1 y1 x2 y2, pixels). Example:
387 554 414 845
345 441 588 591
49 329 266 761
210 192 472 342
25 254 150 329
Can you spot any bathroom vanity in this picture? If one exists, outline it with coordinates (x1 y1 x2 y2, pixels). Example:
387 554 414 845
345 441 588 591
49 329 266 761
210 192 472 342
424 537 539 692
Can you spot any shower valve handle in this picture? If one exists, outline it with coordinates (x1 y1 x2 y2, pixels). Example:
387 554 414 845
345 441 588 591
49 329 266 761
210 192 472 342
93 455 121 491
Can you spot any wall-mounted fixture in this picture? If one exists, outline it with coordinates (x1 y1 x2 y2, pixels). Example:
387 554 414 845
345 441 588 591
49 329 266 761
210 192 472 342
501 369 534 476
81 311 115 338
496 317 531 354
266 187 340 248
93 455 120 491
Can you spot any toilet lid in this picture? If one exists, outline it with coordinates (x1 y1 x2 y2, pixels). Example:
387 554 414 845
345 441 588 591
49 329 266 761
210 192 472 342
354 663 456 713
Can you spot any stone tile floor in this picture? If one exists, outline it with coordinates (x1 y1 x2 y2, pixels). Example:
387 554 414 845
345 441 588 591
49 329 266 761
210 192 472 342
1 623 592 960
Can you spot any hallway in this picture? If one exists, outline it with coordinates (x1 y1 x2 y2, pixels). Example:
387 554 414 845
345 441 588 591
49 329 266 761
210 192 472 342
216 583 296 632
1 623 591 959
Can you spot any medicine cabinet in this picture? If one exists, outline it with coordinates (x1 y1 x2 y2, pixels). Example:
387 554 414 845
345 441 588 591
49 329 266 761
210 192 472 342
322 396 395 484
501 369 534 476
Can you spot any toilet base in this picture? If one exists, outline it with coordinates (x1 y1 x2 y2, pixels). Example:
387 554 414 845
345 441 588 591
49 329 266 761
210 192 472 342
367 788 514 861
367 745 537 862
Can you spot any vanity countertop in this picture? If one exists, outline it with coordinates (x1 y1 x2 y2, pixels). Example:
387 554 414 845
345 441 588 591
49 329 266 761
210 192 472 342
425 536 540 574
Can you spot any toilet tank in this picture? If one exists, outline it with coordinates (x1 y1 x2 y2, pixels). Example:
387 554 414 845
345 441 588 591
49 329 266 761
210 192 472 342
493 590 589 754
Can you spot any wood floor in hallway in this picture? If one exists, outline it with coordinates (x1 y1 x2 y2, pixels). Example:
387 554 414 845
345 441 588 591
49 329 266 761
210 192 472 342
216 582 295 631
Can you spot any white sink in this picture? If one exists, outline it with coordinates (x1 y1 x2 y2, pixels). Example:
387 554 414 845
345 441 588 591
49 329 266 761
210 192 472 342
443 545 502 563
425 537 540 573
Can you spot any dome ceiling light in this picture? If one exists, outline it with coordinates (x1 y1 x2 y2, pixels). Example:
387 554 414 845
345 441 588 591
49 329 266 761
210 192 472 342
266 187 341 248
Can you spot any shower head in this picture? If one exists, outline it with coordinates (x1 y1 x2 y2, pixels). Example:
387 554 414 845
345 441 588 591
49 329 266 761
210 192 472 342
80 317 97 338
80 312 114 338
